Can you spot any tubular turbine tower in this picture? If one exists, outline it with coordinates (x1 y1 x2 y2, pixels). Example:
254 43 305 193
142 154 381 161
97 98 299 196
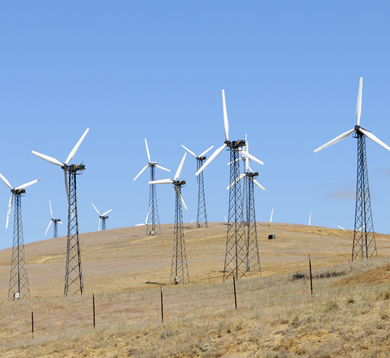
0 174 41 300
134 138 170 236
32 128 89 295
150 153 189 285
181 144 213 228
314 78 390 261
196 90 264 281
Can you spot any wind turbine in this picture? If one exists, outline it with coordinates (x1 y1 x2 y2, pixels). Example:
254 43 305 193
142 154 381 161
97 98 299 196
45 200 62 238
0 173 41 300
196 90 264 281
314 77 390 261
134 138 170 236
92 203 112 231
181 144 213 228
150 152 189 285
32 128 89 296
227 136 265 274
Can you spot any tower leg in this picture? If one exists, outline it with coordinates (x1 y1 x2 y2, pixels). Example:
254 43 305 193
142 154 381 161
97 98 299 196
170 185 189 284
64 170 84 295
223 148 247 281
352 133 377 261
247 177 261 273
196 159 208 228
147 166 161 236
8 194 30 300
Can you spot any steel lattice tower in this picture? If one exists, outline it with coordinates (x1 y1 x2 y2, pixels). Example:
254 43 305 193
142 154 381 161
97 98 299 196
147 165 161 236
64 165 85 296
196 158 208 228
245 173 261 273
223 142 248 281
352 133 377 261
8 192 30 300
171 181 190 285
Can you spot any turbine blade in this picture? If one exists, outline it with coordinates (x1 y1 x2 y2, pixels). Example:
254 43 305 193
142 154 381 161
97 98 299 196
65 128 89 165
16 178 42 190
252 178 266 191
227 173 245 190
270 208 274 223
222 89 229 141
32 151 64 166
155 164 171 172
135 223 146 226
145 138 151 162
0 173 13 190
240 150 264 166
174 186 188 210
133 164 149 181
174 152 187 180
149 179 173 184
199 145 214 158
359 128 390 152
314 128 355 153
98 217 101 231
337 225 346 230
58 221 63 224
196 143 227 176
309 211 312 226
101 209 112 216
145 206 151 224
92 203 101 216
63 168 69 202
227 157 242 165
356 77 363 126
181 145 197 158
6 194 13 229
45 220 52 236
49 200 53 219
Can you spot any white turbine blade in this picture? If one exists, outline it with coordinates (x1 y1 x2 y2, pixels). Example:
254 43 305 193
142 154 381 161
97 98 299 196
149 179 173 184
252 178 266 191
0 173 13 190
181 145 197 158
174 186 188 211
63 168 69 201
199 145 214 158
98 217 101 231
359 128 390 152
314 128 355 153
58 221 63 224
337 225 346 230
227 173 245 190
49 200 53 219
309 211 312 226
101 209 112 216
174 152 187 180
91 203 101 216
135 223 146 227
227 158 242 165
32 151 64 166
270 208 274 223
6 194 13 229
65 128 89 165
145 138 151 162
222 89 229 141
45 220 52 236
356 77 363 126
240 150 264 166
133 164 149 181
155 164 171 172
16 178 42 190
145 206 151 224
196 143 227 176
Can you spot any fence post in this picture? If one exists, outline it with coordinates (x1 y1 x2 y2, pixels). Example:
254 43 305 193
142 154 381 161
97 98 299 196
309 255 313 295
31 312 34 338
160 285 164 324
233 276 237 309
93 293 96 329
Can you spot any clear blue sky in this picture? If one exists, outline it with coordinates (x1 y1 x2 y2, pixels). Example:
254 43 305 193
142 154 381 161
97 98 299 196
1 1 390 250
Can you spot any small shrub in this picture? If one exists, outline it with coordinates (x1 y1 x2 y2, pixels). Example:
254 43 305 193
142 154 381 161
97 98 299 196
347 297 355 304
292 272 307 281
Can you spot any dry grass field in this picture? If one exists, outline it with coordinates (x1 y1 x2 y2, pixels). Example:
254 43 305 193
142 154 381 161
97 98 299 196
1 222 390 357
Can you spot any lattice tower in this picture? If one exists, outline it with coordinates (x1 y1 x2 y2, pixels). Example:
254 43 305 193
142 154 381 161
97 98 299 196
196 158 208 228
147 165 161 236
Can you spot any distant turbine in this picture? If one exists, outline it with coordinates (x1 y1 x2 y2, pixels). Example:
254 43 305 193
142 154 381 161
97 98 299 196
0 173 41 300
270 208 274 223
92 203 112 231
45 200 62 238
314 78 389 261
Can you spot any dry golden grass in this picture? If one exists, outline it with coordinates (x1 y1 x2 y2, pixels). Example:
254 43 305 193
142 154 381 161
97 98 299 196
1 222 390 357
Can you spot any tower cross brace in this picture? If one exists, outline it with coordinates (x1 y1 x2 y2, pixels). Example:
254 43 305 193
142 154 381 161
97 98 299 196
147 165 161 236
64 165 85 295
352 132 377 261
8 191 30 300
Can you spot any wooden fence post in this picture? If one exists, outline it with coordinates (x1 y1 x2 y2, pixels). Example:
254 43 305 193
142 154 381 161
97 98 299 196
233 276 237 309
93 293 96 329
309 255 313 295
31 312 34 338
160 285 164 324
